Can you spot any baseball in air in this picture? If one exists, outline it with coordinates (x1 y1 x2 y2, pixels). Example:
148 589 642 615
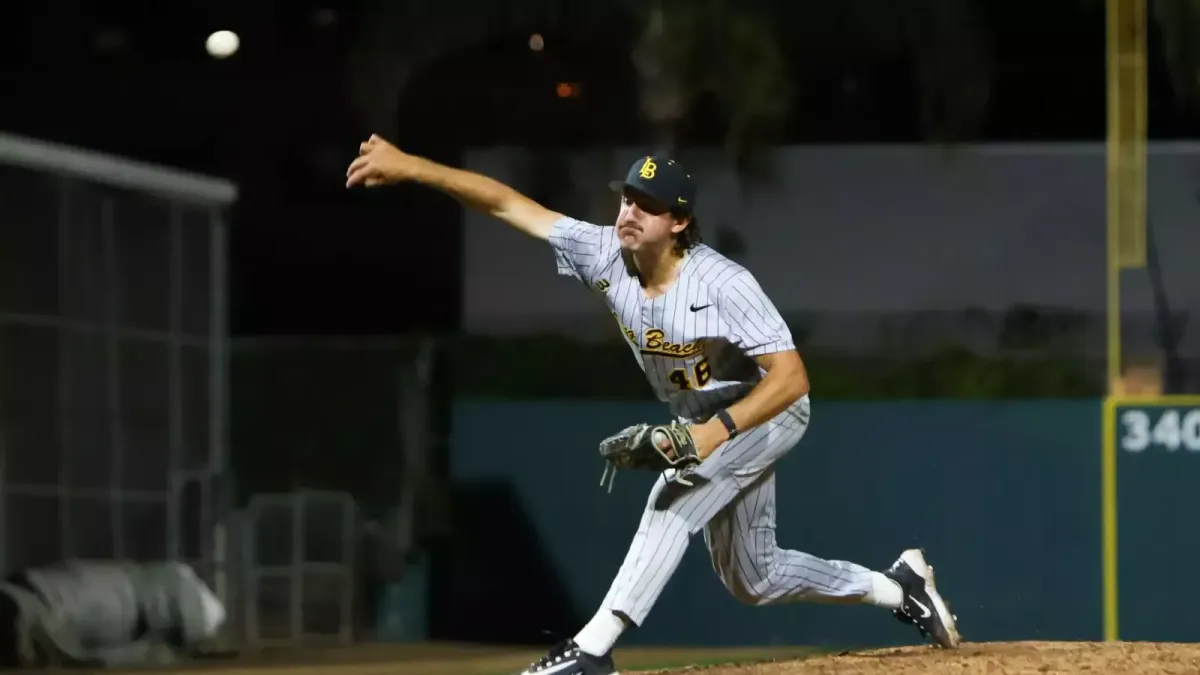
205 30 240 58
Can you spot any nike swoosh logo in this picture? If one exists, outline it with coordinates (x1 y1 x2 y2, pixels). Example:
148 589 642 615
909 597 932 619
689 303 712 312
527 661 581 675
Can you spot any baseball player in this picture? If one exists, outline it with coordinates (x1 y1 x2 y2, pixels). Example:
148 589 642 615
0 559 226 668
347 136 961 675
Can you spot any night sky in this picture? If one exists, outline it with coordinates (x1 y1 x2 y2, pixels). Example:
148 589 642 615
1 0 1196 336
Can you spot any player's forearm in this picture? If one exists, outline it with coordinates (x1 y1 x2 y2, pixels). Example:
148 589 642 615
723 357 810 433
409 156 558 238
409 156 513 212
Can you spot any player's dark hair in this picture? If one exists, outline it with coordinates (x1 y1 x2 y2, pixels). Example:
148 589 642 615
673 214 702 253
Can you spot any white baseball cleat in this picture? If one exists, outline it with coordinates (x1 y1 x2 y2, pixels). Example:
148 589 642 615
883 548 962 648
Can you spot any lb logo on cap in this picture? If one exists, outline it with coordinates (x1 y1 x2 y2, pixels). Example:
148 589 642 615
638 157 657 179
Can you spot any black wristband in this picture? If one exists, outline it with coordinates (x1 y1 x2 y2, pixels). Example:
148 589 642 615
715 409 739 439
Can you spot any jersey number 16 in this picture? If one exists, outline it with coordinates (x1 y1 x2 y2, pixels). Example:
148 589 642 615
669 357 711 390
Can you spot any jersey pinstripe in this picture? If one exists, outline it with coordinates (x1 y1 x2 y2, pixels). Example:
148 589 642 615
549 216 795 422
548 215 881 640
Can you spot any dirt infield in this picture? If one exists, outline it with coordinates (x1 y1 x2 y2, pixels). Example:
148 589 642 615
104 640 1200 675
679 641 1200 674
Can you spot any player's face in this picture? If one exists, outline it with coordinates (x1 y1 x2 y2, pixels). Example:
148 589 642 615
616 189 690 251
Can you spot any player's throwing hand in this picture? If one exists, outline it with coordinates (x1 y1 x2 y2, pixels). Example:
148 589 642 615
345 134 418 188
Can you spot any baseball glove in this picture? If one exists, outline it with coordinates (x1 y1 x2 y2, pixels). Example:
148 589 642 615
598 421 701 492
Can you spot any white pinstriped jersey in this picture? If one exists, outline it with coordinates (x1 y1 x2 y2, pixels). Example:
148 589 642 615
549 216 795 422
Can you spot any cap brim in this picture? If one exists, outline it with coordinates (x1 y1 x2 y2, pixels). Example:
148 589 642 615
610 181 694 216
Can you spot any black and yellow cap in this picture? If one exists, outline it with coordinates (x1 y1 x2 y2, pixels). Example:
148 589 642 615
608 155 697 216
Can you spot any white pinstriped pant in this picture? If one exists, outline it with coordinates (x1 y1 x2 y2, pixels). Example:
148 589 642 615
599 395 876 626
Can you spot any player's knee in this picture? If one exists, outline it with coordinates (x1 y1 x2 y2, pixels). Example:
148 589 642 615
720 565 781 606
726 582 774 606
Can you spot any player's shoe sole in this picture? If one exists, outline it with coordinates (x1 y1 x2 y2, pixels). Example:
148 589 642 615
885 548 962 649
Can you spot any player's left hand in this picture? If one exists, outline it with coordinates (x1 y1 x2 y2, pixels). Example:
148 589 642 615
599 421 702 473
687 419 730 460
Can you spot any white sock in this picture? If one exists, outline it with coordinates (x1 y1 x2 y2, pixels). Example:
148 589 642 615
863 572 904 610
573 610 628 657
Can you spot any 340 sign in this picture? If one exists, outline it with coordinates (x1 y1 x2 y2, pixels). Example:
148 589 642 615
1118 407 1200 453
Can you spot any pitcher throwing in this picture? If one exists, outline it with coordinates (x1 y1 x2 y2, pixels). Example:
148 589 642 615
347 136 961 675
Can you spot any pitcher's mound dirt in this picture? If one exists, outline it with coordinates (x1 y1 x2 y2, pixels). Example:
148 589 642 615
670 641 1200 675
